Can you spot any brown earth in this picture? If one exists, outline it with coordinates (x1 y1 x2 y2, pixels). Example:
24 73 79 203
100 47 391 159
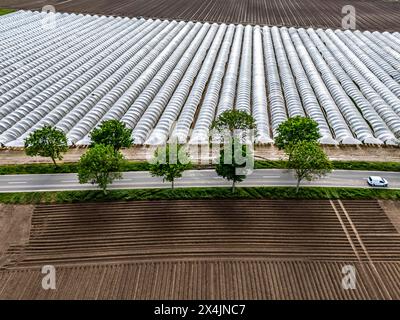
0 199 399 299
0 145 399 165
0 204 33 266
1 0 400 32
380 200 400 233
2 260 399 299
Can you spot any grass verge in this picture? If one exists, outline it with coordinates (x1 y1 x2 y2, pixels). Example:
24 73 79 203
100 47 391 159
0 159 398 175
0 186 399 204
0 9 15 16
256 160 400 171
0 161 151 175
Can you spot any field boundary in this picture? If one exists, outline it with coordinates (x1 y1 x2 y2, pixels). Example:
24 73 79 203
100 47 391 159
3 1 400 32
0 8 15 16
0 159 399 175
0 186 399 204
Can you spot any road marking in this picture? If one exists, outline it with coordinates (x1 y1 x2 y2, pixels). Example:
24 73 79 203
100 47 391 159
61 180 77 183
7 181 27 184
261 175 280 178
185 173 197 177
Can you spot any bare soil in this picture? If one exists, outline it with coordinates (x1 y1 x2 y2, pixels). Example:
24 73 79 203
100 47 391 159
380 200 400 233
0 199 399 299
0 145 399 165
0 204 33 267
2 0 400 32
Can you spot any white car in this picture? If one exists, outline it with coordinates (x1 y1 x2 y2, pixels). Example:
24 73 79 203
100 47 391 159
367 176 388 187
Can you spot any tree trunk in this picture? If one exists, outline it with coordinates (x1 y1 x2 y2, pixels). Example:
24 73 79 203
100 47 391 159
232 180 236 193
296 177 301 193
51 156 57 168
171 179 174 189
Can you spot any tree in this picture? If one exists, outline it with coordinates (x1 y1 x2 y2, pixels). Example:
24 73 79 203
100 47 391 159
149 143 191 189
212 109 256 139
275 116 321 153
288 141 333 192
78 144 124 194
215 139 254 193
90 119 133 151
24 125 68 167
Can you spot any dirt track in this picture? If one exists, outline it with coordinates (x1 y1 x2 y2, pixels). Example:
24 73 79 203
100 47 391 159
1 0 400 32
0 145 399 165
1 199 400 299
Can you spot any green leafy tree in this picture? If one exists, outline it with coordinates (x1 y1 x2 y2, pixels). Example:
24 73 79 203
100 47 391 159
216 140 254 193
149 143 191 189
288 141 333 193
275 116 321 154
212 109 256 138
78 144 124 194
90 119 133 151
24 125 68 167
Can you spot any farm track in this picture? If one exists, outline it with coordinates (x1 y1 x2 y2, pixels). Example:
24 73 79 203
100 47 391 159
1 199 400 299
2 0 400 32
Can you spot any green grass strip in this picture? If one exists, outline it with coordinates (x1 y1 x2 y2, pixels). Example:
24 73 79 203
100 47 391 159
0 9 15 16
255 160 400 171
0 161 151 175
330 160 400 171
0 159 398 175
0 186 399 204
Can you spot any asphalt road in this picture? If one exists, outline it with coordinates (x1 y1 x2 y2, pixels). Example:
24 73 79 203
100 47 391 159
0 169 399 192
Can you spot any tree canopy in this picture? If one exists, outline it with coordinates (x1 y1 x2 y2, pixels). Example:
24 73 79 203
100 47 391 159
288 141 333 192
212 110 256 138
215 140 254 193
24 125 68 167
149 144 192 189
78 144 124 194
275 116 321 151
90 119 133 151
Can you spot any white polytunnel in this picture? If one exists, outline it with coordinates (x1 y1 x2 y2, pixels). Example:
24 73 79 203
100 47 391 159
189 24 235 145
263 26 288 138
0 10 400 147
252 26 273 144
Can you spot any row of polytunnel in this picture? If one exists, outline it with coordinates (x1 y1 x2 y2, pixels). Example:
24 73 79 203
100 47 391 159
1 10 400 147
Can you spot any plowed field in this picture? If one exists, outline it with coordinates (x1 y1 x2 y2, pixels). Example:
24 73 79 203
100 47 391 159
1 199 400 299
1 0 400 31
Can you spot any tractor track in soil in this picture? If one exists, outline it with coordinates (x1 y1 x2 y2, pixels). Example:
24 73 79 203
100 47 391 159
1 199 400 299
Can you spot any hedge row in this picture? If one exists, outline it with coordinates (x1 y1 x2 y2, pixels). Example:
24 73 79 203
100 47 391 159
0 186 399 204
